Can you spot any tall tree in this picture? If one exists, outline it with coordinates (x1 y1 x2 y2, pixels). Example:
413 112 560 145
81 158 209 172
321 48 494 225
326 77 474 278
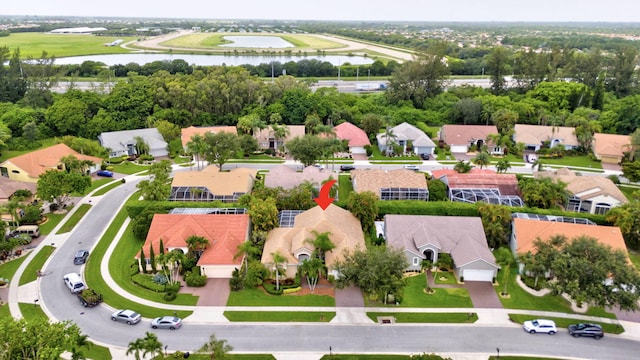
186 235 210 261
305 230 336 262
199 333 233 360
37 169 91 208
471 151 491 169
347 191 379 234
187 133 207 170
203 131 240 170
485 47 510 94
285 134 327 167
477 203 512 249
0 317 82 360
271 251 286 291
519 177 569 210
234 240 260 278
298 257 325 293
386 52 450 109
141 332 163 359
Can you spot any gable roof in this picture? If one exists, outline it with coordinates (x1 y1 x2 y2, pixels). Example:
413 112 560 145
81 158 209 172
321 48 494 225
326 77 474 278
264 165 339 190
0 176 37 201
512 218 628 257
592 133 631 158
333 122 371 147
171 166 257 196
0 143 102 179
513 124 578 147
439 125 499 146
98 128 167 152
377 122 436 147
384 215 498 268
253 125 305 144
351 169 428 196
432 169 520 196
261 204 365 267
534 168 628 204
181 126 237 148
140 214 250 266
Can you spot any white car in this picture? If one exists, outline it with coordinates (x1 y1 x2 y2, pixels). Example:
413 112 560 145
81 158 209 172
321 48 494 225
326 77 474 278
523 319 557 334
403 164 420 171
526 154 538 163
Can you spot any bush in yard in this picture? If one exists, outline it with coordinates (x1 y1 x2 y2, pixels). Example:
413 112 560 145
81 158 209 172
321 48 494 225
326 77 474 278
185 271 207 287
132 274 180 292
163 291 177 302
229 268 244 291
130 259 140 276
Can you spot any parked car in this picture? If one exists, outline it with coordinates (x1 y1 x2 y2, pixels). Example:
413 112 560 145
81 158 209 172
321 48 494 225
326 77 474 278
96 170 114 177
568 323 604 339
340 165 356 172
403 164 420 171
111 309 142 325
63 273 86 294
73 250 89 265
313 163 324 170
526 154 538 163
523 319 557 334
420 153 430 160
151 316 182 330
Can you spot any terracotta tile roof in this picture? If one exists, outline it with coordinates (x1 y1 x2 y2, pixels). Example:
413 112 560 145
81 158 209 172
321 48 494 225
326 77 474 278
264 165 339 190
1 143 102 179
512 218 628 257
385 215 498 268
433 169 520 196
0 176 37 201
439 125 499 146
351 169 428 197
514 124 579 147
181 126 237 148
535 168 628 204
261 204 365 268
139 214 250 266
171 166 257 196
592 133 631 158
253 125 305 144
333 122 370 147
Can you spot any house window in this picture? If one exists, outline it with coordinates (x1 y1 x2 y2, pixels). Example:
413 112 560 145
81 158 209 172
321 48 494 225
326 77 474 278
12 170 20 174
594 203 611 215
413 257 420 266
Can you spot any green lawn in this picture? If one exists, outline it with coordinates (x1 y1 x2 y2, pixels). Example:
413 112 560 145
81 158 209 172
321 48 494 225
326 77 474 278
629 249 640 271
433 271 457 285
57 204 92 234
224 311 335 322
366 312 477 323
227 286 335 307
508 314 624 334
20 245 56 286
0 255 28 281
92 180 124 196
0 33 137 58
540 155 602 169
108 162 149 175
388 274 473 308
619 185 640 201
18 303 48 322
338 174 353 205
78 178 113 195
38 211 69 235
0 304 10 318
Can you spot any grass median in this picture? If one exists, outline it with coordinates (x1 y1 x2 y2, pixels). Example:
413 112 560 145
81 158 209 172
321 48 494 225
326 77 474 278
57 204 92 234
20 245 56 286
224 311 336 322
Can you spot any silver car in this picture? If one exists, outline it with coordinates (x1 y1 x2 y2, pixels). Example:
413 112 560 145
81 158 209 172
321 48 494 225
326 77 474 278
111 309 141 325
151 316 182 330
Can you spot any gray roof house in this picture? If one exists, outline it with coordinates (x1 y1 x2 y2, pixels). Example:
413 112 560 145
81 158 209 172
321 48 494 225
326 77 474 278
377 122 436 156
384 215 499 282
98 128 168 158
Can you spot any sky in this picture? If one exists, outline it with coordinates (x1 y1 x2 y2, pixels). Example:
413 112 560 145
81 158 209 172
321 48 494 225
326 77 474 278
4 0 640 22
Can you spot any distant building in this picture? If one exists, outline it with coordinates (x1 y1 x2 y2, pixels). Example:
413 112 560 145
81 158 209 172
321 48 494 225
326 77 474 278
50 27 107 34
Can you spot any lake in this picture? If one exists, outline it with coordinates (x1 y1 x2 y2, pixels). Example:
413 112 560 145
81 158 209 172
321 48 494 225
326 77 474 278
219 36 294 48
53 53 374 66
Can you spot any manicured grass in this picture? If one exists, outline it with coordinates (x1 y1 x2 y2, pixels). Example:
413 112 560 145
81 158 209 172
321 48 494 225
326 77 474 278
78 343 112 360
78 178 113 195
92 180 124 196
0 255 28 281
0 33 137 58
18 303 48 322
20 245 56 286
388 274 473 308
159 33 343 52
224 311 335 322
366 312 477 323
57 204 92 234
629 249 640 271
109 162 149 175
619 185 640 201
338 174 353 205
540 155 602 169
84 208 193 318
0 304 10 318
508 314 624 334
227 286 335 307
38 212 68 235
433 271 457 285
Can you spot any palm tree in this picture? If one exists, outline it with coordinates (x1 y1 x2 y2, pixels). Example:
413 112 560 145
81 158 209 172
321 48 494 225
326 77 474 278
271 251 286 291
199 333 233 360
70 333 91 360
383 125 397 156
472 151 491 169
126 338 145 360
134 136 149 156
495 159 511 173
186 235 210 261
234 240 260 278
453 160 472 173
141 332 163 360
531 158 544 172
305 230 335 262
186 133 207 170
270 123 290 154
298 257 325 292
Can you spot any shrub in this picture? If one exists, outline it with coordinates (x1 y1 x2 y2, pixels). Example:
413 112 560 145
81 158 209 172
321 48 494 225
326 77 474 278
230 269 244 291
163 291 177 302
131 274 180 293
139 154 154 161
185 271 207 287
107 157 125 164
152 273 168 285
283 286 302 294
327 275 335 284
607 174 621 184
263 282 283 295
129 259 140 276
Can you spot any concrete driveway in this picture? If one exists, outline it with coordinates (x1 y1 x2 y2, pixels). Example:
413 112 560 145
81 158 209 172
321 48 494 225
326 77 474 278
466 281 503 309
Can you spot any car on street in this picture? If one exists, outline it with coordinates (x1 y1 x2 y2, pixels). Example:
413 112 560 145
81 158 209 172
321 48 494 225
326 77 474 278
73 250 89 265
111 309 141 325
523 319 557 334
526 154 538 163
96 170 114 177
403 164 420 171
568 323 604 339
313 163 324 170
151 316 182 330
340 165 356 171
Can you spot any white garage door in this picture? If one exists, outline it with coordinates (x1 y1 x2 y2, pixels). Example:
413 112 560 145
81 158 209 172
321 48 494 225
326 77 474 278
351 146 366 154
463 269 494 282
450 145 468 153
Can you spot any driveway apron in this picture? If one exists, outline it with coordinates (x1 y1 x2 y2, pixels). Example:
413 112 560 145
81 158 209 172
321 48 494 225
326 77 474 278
465 281 503 309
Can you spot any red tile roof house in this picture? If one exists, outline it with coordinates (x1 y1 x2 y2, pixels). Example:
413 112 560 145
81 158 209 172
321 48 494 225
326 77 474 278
384 215 499 282
169 166 257 203
535 168 628 215
333 122 371 156
137 214 250 278
439 125 503 155
431 169 523 206
513 124 579 152
264 165 339 190
180 125 238 150
351 169 429 200
592 133 631 164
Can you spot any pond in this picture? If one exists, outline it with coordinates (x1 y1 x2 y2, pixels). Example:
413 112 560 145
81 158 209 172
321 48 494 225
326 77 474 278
219 36 295 48
53 53 374 66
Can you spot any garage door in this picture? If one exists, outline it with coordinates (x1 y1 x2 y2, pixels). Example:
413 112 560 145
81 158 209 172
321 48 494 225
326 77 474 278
600 155 619 164
463 269 494 282
450 145 468 153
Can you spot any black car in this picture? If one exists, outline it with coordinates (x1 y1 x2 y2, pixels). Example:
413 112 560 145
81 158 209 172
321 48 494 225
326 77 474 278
568 323 604 339
340 165 356 171
73 250 89 265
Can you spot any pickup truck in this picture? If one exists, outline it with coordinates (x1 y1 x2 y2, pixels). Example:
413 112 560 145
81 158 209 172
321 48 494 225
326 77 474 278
77 288 103 308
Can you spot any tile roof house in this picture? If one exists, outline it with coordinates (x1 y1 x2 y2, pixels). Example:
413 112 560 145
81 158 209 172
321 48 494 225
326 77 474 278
333 122 370 155
98 128 168 158
376 122 436 156
181 125 238 149
439 125 502 154
592 133 631 164
169 166 257 202
535 168 627 214
431 169 523 206
253 125 305 151
385 215 499 282
264 165 339 190
261 204 365 278
351 169 429 201
0 144 102 183
0 176 37 203
138 214 250 278
513 124 579 151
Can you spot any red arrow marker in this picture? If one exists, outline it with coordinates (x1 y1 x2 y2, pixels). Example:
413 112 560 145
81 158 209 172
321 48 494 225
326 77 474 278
314 179 337 210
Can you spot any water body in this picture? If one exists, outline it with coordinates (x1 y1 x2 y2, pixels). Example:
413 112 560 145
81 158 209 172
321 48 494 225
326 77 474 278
219 36 294 48
53 53 374 66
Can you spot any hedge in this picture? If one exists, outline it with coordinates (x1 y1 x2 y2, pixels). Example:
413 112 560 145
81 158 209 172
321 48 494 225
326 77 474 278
131 274 180 293
126 200 241 219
